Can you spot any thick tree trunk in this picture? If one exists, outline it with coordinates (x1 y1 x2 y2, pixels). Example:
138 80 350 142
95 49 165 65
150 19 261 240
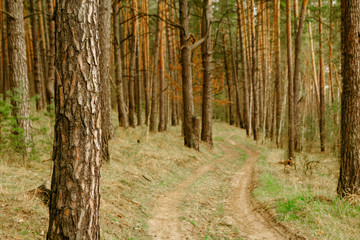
337 0 360 196
99 0 112 162
6 0 32 150
113 2 129 128
47 1 101 239
30 0 45 111
318 0 326 152
201 0 213 146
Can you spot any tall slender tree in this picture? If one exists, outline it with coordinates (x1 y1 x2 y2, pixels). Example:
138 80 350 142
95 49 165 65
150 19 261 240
99 0 112 161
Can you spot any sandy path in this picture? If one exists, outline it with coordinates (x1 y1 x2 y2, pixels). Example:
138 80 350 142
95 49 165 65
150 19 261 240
147 130 304 240
227 142 304 240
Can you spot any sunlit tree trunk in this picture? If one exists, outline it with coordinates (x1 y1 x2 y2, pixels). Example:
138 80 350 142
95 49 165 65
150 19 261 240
274 0 282 146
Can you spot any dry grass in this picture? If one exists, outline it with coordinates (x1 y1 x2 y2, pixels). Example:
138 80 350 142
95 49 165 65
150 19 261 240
0 116 224 239
253 145 360 240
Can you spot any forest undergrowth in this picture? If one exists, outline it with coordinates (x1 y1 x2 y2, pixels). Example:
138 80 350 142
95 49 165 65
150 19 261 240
0 111 359 239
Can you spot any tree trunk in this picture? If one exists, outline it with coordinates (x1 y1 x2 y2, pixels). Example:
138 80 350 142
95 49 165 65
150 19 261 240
293 0 310 152
46 0 55 105
318 0 326 152
236 0 250 135
201 0 213 146
149 0 162 132
128 0 138 128
249 0 259 141
142 0 151 125
113 1 129 128
158 22 166 132
286 0 295 159
47 1 101 238
30 0 45 111
6 0 32 150
179 0 198 149
337 0 360 197
99 0 112 162
136 38 142 126
228 24 243 129
222 32 234 126
274 0 282 146
2 0 8 101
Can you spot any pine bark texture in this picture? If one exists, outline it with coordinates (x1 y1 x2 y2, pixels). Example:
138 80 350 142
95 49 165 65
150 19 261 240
201 0 213 146
47 1 101 239
6 0 32 147
337 0 360 196
99 0 112 161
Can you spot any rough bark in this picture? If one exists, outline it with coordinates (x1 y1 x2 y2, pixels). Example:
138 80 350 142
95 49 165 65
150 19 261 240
47 0 102 239
2 0 8 101
113 1 129 128
136 38 142 126
99 0 112 162
337 0 360 196
6 0 32 149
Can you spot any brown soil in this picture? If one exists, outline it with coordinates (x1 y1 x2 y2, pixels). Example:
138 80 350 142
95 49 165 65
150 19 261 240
147 133 305 240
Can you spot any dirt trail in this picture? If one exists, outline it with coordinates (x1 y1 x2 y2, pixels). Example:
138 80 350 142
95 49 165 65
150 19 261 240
148 130 303 240
227 142 303 240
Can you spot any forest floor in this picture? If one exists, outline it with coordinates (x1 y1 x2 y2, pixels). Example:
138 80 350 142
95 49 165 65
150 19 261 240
1 120 360 239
